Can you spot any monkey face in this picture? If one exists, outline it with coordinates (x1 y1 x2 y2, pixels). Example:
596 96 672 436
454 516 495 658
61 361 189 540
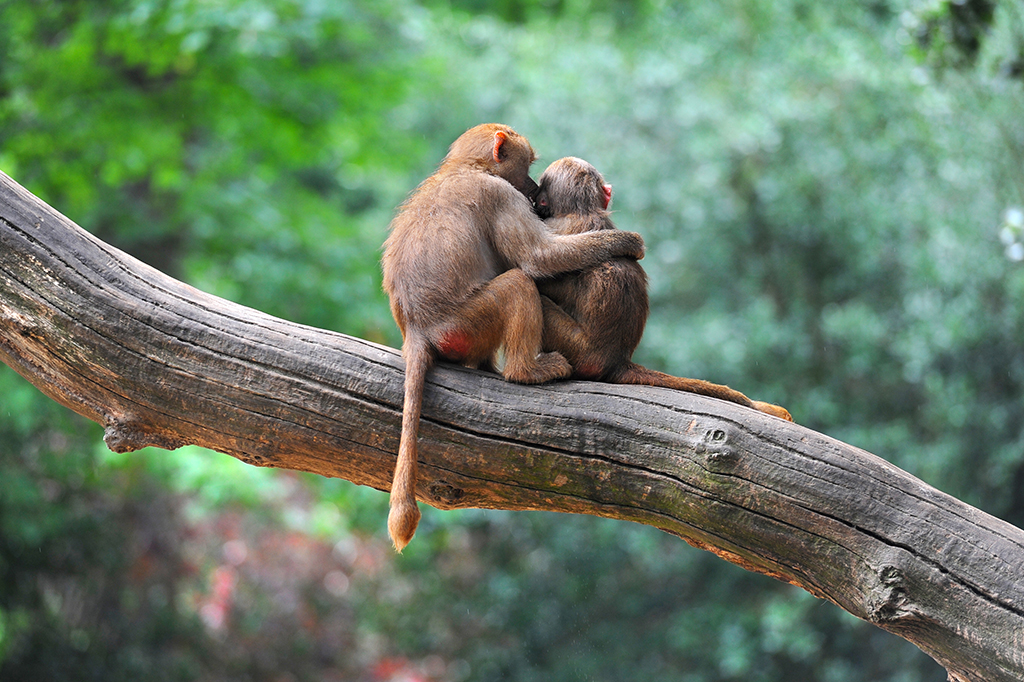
534 185 553 219
491 128 540 203
445 124 540 204
509 171 540 204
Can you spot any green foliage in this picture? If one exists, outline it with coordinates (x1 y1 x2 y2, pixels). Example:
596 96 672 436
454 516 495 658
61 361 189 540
0 0 431 340
3 0 1024 679
0 378 209 680
903 0 1024 77
416 0 657 25
352 512 942 681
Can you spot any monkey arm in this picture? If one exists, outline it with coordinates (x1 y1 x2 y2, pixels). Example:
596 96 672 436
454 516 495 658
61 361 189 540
543 213 612 237
481 175 644 280
530 230 645 275
492 210 645 279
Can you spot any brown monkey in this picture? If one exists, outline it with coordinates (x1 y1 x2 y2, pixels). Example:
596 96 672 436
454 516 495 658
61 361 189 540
535 156 792 421
381 125 646 551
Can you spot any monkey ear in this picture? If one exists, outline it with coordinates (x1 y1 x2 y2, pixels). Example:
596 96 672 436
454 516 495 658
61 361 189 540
493 131 508 163
602 184 613 210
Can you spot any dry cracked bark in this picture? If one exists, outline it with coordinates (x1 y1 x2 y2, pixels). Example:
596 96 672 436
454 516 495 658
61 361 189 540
2 170 1023 681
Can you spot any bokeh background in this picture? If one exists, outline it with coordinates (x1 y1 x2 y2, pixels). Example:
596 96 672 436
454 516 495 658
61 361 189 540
2 1 1023 680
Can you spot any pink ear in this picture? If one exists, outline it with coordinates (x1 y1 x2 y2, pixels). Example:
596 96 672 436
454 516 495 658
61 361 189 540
602 184 612 210
493 131 508 163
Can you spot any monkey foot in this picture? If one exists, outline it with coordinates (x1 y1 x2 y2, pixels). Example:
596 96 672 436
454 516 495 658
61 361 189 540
505 351 572 384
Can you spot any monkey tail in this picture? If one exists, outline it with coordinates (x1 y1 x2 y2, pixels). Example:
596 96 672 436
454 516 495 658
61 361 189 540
611 362 792 421
610 362 752 405
388 336 432 552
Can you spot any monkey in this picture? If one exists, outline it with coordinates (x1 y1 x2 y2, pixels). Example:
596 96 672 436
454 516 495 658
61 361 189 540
381 125 646 551
534 156 792 422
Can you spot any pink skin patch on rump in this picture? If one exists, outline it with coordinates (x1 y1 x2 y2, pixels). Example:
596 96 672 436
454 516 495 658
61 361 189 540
437 329 473 362
574 362 604 380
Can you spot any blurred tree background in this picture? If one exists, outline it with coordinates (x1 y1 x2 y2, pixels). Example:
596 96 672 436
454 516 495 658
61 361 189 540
1 0 1022 680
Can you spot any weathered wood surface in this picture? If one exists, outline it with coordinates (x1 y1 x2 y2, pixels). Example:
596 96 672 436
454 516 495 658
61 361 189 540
1 170 1023 681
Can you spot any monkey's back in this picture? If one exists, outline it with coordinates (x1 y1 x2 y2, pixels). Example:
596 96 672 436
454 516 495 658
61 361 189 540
540 256 648 376
539 211 648 372
382 167 516 329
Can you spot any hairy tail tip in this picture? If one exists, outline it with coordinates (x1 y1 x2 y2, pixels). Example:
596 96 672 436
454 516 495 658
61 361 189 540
387 499 421 553
753 401 793 422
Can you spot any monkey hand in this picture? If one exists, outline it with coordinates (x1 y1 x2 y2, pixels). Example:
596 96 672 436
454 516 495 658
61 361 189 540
612 231 645 260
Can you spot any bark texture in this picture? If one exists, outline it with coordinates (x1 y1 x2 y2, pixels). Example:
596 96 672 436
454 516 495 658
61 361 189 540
2 171 1023 681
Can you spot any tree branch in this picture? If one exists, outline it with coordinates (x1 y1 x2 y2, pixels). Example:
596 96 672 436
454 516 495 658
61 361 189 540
2 170 1022 681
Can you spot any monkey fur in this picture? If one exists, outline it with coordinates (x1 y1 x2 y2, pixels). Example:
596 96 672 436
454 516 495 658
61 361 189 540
381 126 646 551
535 156 792 422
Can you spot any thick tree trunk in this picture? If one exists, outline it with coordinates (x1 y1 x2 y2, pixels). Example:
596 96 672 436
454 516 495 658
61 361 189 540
1 170 1023 681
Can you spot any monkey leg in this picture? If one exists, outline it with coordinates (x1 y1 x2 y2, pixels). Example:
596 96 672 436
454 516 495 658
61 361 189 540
540 296 610 380
433 269 571 384
540 297 586 361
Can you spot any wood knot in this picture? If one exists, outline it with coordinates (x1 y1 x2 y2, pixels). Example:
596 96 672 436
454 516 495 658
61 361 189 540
104 418 190 454
103 424 141 454
103 420 163 453
870 564 912 623
703 448 738 471
429 481 465 505
705 428 728 444
879 565 902 586
701 427 737 471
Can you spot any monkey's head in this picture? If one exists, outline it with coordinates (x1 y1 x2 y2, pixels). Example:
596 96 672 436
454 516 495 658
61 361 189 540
535 156 612 220
446 123 540 201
